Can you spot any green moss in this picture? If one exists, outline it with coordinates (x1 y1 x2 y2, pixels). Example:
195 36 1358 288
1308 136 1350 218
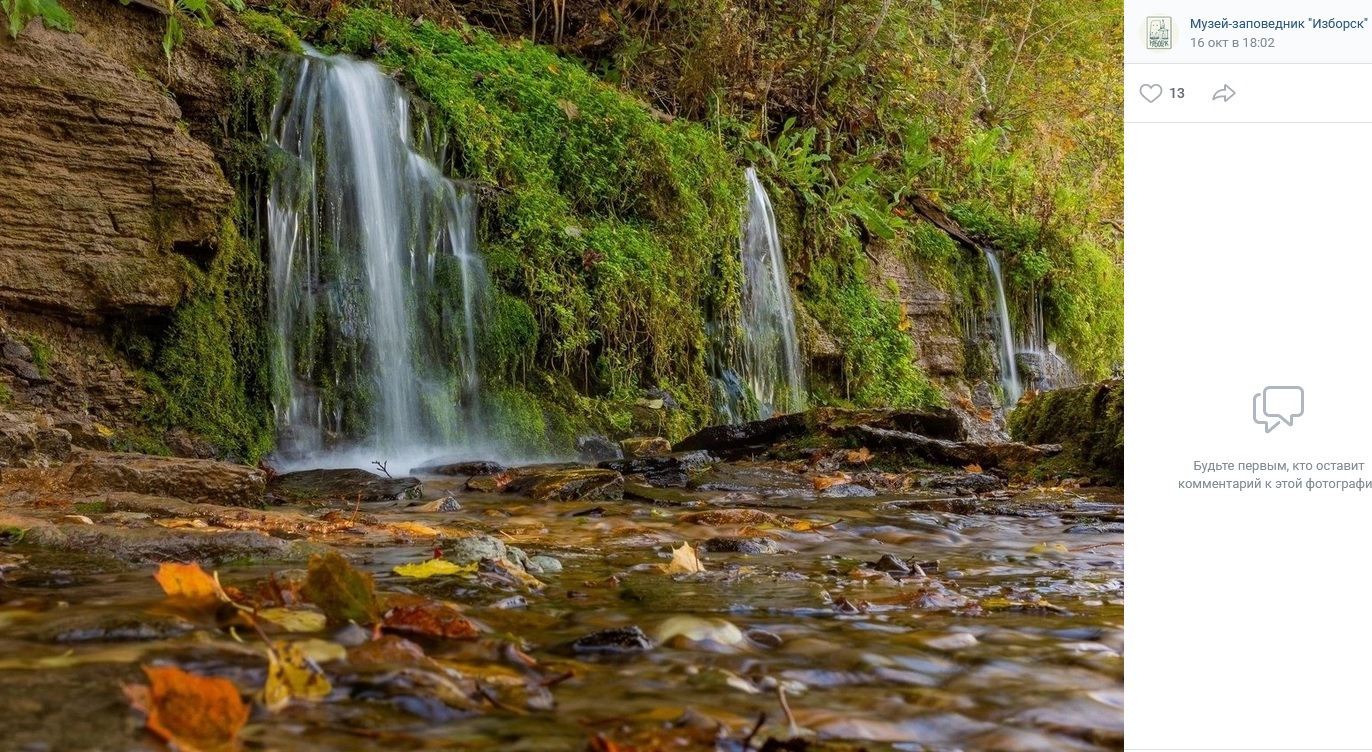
802 250 941 409
73 501 106 514
239 10 304 54
1008 378 1124 481
19 334 51 378
0 382 11 406
136 213 273 462
304 8 742 433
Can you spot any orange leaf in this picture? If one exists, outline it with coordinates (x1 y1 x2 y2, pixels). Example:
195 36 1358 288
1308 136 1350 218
963 464 983 474
844 447 874 465
125 665 248 752
154 562 225 605
812 472 851 492
382 595 480 640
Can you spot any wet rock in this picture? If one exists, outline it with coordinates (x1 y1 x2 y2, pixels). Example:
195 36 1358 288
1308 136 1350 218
67 452 265 506
413 496 462 512
819 482 876 498
1065 522 1124 535
921 632 979 651
869 554 911 574
814 406 965 441
0 415 71 468
505 468 623 501
645 388 680 409
570 625 654 654
674 412 808 454
1009 379 1124 480
50 414 112 451
598 450 714 488
848 425 1060 470
411 459 506 476
43 612 196 643
270 468 420 503
163 428 218 460
620 436 671 457
576 435 622 463
464 474 509 493
21 522 324 564
920 472 1005 494
442 535 510 566
699 537 779 555
688 463 811 494
527 555 563 574
746 628 783 649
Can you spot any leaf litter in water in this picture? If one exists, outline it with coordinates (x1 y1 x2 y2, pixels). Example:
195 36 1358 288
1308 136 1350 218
262 640 333 711
124 665 249 752
393 558 478 579
664 541 705 574
153 562 227 606
304 551 380 625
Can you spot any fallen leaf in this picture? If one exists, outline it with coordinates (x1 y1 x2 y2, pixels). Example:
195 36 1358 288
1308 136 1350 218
262 641 332 711
383 595 480 640
388 521 443 538
1028 542 1069 555
125 665 248 752
664 542 705 574
304 551 380 626
393 558 478 579
812 472 851 492
154 562 226 606
963 463 983 473
255 608 327 633
845 447 874 465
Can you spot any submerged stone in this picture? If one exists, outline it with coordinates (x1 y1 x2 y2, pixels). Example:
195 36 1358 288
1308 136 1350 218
576 435 622 463
570 625 654 654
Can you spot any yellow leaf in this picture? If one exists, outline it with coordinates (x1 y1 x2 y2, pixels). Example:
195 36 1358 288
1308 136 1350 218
388 521 443 538
392 558 478 579
261 641 332 711
255 608 327 634
664 542 705 574
1028 542 1069 555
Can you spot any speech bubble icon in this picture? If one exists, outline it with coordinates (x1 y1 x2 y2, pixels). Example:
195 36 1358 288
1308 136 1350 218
1254 386 1303 432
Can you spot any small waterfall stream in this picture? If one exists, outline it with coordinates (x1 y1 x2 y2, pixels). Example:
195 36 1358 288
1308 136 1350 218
266 50 488 463
983 248 1022 406
714 168 806 421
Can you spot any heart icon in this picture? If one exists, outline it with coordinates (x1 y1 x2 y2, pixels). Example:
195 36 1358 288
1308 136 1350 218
1139 84 1163 103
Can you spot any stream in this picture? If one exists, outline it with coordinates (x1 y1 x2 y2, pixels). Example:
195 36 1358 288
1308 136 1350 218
0 467 1122 751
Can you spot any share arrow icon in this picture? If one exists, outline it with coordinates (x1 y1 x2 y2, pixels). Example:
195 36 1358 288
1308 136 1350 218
1212 84 1236 102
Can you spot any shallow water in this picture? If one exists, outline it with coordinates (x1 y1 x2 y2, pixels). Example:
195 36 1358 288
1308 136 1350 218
0 478 1122 751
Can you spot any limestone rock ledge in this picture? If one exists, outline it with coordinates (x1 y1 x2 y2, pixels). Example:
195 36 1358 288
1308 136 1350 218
0 20 233 323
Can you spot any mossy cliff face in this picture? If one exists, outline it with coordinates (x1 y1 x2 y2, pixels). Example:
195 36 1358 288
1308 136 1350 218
0 0 1123 460
1008 379 1124 481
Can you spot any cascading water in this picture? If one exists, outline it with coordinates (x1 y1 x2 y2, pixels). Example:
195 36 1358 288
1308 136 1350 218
266 50 488 463
713 168 806 421
983 248 1022 406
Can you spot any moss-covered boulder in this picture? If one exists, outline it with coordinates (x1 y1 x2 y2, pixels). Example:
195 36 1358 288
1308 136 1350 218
1008 379 1124 482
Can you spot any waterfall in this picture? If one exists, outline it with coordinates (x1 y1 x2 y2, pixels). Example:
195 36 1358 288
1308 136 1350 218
983 248 1022 406
266 50 488 463
713 168 805 421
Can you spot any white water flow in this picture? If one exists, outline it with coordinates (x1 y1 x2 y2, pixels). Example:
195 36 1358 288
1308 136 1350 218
983 248 1022 406
266 51 488 462
736 167 805 418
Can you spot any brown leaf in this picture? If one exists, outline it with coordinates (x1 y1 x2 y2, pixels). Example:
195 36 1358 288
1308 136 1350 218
382 595 480 640
304 551 380 626
125 665 248 752
664 542 705 574
811 472 851 492
348 634 437 670
844 447 874 465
